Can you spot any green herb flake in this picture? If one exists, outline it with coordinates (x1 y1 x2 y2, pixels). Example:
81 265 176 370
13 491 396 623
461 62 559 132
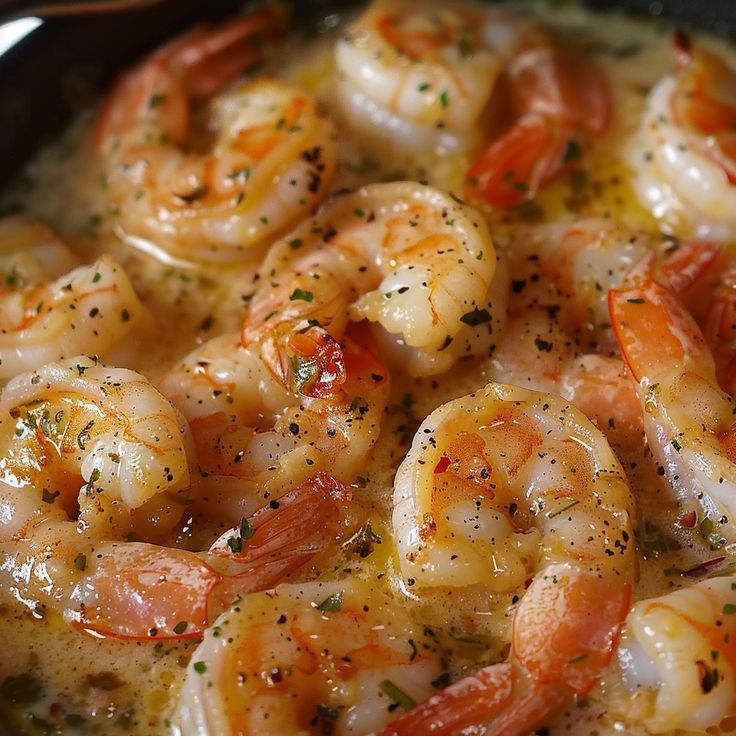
92 271 102 283
627 298 646 304
379 680 416 711
227 167 252 182
317 592 343 612
240 516 254 541
172 621 188 635
723 603 736 615
149 93 167 109
547 499 580 518
439 90 450 109
563 138 583 163
568 653 589 664
227 535 243 554
74 553 87 571
292 355 318 393
289 288 314 302
193 661 207 675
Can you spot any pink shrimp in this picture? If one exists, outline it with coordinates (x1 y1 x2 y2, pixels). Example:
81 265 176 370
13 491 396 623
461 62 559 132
466 43 610 207
609 261 736 540
71 472 358 640
388 382 635 735
96 5 337 263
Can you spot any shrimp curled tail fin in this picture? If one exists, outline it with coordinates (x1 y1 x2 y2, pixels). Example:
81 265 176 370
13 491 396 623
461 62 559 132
609 279 716 384
70 472 355 641
95 4 288 150
380 569 631 736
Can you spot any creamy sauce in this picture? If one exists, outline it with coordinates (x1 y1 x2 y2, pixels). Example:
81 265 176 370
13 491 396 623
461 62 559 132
2 2 736 735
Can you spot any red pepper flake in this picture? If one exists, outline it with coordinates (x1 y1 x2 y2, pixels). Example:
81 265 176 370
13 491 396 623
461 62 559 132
679 510 697 528
434 456 450 474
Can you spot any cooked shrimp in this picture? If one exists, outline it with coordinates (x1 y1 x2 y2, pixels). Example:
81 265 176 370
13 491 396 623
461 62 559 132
388 382 635 734
159 327 388 521
618 575 736 733
242 181 504 377
174 579 443 735
0 356 192 613
609 268 736 539
486 220 649 446
335 0 533 152
96 8 337 264
629 31 736 238
466 43 610 207
0 219 149 379
71 473 359 640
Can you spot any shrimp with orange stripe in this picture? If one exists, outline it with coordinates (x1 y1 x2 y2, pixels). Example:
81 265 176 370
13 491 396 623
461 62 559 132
488 219 655 447
161 180 501 524
465 40 610 208
609 249 736 541
386 381 635 735
629 30 736 238
0 218 150 379
174 579 444 735
616 575 736 733
335 0 537 153
96 5 337 264
0 355 358 640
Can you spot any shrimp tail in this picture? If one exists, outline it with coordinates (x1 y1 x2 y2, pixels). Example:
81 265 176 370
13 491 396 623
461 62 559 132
465 114 571 207
609 279 715 383
95 4 286 150
160 5 289 100
71 473 355 641
377 663 514 736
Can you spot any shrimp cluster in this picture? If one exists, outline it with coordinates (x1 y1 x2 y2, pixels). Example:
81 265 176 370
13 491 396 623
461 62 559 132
10 3 736 736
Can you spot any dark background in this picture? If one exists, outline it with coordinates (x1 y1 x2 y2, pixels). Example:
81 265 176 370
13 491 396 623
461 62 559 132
0 0 734 185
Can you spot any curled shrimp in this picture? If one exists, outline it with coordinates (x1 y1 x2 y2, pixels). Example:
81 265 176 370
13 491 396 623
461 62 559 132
618 576 736 732
629 31 736 238
159 326 388 523
71 473 359 640
335 0 534 152
174 579 443 735
242 181 504 377
487 220 650 446
466 42 610 207
0 356 192 615
96 7 337 264
0 218 150 379
388 382 635 734
609 264 736 539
